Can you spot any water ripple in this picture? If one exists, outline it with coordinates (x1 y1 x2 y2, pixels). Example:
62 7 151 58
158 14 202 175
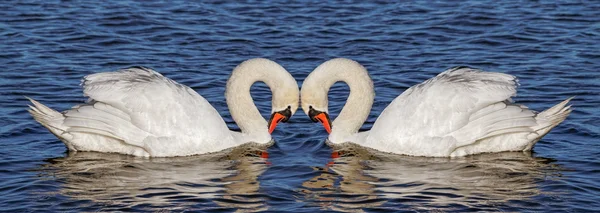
0 0 599 212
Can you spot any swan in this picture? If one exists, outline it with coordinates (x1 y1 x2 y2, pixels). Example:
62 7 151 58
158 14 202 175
28 58 299 157
300 58 572 157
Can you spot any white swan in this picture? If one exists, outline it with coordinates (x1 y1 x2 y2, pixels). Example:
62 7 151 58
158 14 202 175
28 58 299 157
301 58 572 157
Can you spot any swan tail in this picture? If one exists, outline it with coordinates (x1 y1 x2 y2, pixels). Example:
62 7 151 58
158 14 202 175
536 97 573 124
26 97 76 149
28 97 150 150
524 97 573 150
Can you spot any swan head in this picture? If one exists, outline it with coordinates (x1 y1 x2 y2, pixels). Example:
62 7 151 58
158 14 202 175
263 60 300 134
300 60 338 134
300 76 331 133
301 84 332 134
268 96 299 134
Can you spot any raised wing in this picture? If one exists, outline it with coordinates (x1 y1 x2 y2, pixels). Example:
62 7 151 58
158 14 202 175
80 67 230 143
370 66 523 142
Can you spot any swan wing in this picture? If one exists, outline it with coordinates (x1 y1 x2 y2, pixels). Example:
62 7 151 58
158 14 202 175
370 67 532 154
80 67 232 150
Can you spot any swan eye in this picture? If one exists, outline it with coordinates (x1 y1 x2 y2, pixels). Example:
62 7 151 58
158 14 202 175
309 105 313 110
287 105 291 110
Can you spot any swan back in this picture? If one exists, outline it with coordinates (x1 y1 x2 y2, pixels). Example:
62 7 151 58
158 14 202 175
370 67 518 139
38 66 239 156
83 67 230 140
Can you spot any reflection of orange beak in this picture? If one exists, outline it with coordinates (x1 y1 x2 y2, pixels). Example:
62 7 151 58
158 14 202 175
268 112 286 134
314 112 332 134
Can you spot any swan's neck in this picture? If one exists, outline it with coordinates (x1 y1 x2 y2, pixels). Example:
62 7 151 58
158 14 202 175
310 59 374 142
225 59 294 140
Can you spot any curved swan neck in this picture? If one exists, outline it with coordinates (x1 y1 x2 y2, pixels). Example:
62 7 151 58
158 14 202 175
226 58 296 136
304 58 374 141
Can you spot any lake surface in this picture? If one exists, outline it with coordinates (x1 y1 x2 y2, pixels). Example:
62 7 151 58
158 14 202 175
1 1 599 212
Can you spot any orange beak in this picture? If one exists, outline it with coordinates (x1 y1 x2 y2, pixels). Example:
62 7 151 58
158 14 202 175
267 107 292 134
314 112 332 134
308 106 332 134
268 112 286 134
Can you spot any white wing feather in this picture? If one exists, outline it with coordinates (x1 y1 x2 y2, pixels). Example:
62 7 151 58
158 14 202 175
372 67 518 137
368 67 536 156
82 67 229 138
64 67 235 156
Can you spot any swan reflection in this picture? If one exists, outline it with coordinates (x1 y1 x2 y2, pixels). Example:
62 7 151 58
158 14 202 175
37 143 270 212
300 144 563 212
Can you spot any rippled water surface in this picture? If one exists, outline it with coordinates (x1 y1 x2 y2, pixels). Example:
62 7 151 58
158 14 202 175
1 1 599 212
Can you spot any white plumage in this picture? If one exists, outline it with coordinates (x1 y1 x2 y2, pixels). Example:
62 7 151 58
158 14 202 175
301 58 572 157
29 58 299 157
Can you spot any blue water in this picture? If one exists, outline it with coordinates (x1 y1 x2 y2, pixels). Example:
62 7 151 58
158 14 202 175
1 1 599 212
